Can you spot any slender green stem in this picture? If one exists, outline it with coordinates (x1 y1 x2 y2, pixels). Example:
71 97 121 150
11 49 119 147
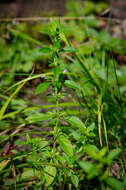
103 116 109 150
98 94 103 147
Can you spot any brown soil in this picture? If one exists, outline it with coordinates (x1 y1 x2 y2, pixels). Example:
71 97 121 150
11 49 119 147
0 0 67 17
0 0 126 19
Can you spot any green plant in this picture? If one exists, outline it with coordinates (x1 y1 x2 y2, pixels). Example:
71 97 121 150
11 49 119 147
0 21 125 189
0 1 126 189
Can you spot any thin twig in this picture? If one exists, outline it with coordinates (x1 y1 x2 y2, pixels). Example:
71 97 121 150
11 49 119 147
0 16 123 23
11 159 17 190
10 124 25 136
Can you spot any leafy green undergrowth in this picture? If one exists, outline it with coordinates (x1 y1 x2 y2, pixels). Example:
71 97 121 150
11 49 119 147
0 1 126 190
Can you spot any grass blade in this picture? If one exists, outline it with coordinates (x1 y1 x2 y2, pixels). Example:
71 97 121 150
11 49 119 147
0 81 26 120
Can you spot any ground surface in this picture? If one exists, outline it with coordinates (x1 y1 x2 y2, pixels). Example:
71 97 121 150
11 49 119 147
0 0 126 19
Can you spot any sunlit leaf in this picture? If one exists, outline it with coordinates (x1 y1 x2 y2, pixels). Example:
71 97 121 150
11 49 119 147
103 148 121 164
64 80 79 89
44 166 56 186
79 161 93 173
21 168 40 180
63 46 76 53
66 116 86 133
35 82 50 95
58 135 73 157
71 173 79 188
84 145 99 160
0 160 10 172
26 112 53 123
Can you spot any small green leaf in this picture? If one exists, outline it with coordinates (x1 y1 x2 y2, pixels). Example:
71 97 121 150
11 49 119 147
63 46 76 53
84 145 99 160
71 130 81 140
66 116 86 133
30 137 48 149
64 80 79 89
0 160 10 172
107 148 121 160
71 173 79 188
0 80 26 120
106 177 123 190
26 112 53 123
21 168 40 180
87 164 101 179
35 82 50 95
88 123 95 132
40 29 52 35
40 46 52 53
58 135 73 157
54 40 60 49
104 148 121 164
26 133 30 143
79 161 93 173
44 166 56 186
98 147 107 158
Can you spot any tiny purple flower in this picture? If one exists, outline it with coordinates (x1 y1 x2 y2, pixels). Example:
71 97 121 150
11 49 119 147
63 69 67 73
40 74 45 78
